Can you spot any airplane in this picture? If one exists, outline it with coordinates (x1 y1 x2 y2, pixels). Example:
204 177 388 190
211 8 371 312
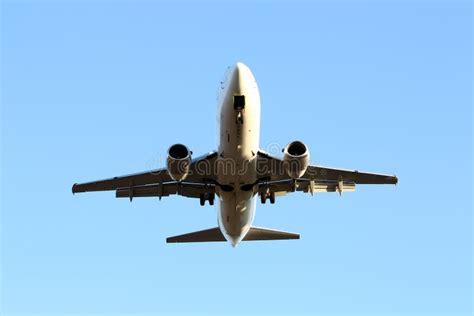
72 62 398 246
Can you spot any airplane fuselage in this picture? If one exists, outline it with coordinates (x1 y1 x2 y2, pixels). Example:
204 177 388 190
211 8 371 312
216 63 261 246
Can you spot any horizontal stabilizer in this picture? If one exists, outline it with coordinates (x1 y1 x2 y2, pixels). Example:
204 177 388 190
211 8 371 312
166 227 226 243
167 227 299 243
243 226 300 241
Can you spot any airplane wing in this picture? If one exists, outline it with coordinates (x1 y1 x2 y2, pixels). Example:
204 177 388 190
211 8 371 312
256 151 397 195
304 165 398 184
72 151 218 197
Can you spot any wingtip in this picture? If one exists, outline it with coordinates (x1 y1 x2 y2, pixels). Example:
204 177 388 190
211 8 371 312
72 183 77 194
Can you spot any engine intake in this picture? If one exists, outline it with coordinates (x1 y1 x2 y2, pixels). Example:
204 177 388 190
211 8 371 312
283 141 309 179
167 144 192 181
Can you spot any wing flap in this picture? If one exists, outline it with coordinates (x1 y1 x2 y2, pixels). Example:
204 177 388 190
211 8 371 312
260 179 356 196
116 182 216 199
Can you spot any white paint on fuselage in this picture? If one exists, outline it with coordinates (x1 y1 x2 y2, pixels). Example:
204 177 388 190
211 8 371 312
216 62 261 246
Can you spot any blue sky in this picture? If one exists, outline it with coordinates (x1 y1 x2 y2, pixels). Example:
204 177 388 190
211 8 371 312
1 1 472 315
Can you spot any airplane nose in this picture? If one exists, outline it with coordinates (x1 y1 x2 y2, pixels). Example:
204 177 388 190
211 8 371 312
235 61 244 71
234 62 251 79
233 62 242 81
231 62 249 95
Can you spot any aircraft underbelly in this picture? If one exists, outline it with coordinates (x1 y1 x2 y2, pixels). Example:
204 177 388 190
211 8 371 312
218 191 256 240
217 116 258 241
216 63 260 243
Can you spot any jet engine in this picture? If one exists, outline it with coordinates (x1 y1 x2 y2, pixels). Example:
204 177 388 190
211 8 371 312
283 141 309 179
167 144 192 181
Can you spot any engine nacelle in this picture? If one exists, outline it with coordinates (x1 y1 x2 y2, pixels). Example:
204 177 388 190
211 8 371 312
167 144 192 181
283 141 309 179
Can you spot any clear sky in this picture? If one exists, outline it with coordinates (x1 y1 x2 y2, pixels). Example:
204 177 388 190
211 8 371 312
1 1 472 315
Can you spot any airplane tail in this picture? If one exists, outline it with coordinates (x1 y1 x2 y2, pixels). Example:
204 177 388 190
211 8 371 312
243 226 300 241
166 227 226 243
166 226 299 243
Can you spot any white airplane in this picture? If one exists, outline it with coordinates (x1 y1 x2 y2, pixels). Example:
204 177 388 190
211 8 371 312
72 62 398 246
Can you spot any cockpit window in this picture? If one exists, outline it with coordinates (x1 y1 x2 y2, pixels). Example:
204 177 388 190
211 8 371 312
233 95 245 110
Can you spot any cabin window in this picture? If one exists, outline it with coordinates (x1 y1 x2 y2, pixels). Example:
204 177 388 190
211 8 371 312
233 95 245 110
